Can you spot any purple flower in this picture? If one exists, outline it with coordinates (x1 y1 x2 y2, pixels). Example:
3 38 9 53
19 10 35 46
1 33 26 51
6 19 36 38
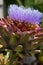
8 4 43 24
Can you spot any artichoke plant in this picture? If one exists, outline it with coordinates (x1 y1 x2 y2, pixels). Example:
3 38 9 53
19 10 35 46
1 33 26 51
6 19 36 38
0 4 43 65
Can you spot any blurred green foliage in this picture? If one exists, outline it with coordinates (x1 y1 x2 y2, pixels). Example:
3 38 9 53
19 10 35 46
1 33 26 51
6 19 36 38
24 0 43 12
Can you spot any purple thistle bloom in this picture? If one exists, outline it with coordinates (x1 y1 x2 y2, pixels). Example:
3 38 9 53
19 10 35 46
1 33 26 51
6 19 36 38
8 4 43 24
